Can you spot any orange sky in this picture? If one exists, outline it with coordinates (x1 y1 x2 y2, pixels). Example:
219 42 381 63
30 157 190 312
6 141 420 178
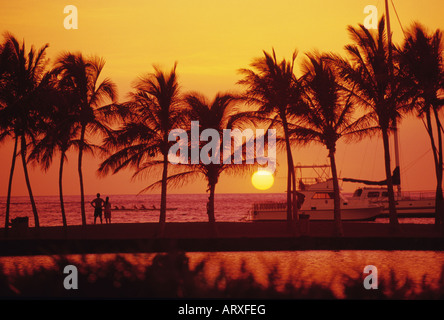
0 0 443 196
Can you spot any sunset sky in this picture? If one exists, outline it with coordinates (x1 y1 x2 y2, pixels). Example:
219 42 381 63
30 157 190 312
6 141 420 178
0 0 443 197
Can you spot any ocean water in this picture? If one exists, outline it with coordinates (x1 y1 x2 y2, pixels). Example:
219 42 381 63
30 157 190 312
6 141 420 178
1 250 443 298
0 193 435 227
0 193 285 227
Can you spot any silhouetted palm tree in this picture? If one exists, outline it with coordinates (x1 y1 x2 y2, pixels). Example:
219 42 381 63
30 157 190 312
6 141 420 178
184 93 253 224
151 92 260 232
53 53 117 226
0 33 50 228
238 49 303 225
0 37 14 230
28 83 80 227
400 23 444 228
98 64 182 232
289 53 374 236
333 18 411 232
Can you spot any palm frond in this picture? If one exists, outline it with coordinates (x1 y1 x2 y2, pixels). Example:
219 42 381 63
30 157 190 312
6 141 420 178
138 170 200 194
98 144 159 176
89 77 117 108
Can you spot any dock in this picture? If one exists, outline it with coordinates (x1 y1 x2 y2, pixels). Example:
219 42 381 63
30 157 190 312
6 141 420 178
1 221 443 256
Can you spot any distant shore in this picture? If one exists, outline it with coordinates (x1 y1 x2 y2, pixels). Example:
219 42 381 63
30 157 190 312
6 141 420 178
1 221 444 256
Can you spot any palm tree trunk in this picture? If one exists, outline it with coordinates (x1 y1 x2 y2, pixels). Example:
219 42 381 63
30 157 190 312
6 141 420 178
207 182 216 224
291 166 298 222
59 151 67 227
329 148 343 237
290 163 299 236
381 128 399 232
158 152 168 236
207 181 218 237
20 135 39 228
281 113 295 225
78 125 86 226
435 179 444 231
432 107 444 230
5 135 18 232
423 109 442 228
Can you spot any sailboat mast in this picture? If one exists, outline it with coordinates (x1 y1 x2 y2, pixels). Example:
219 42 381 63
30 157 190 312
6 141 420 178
385 0 402 196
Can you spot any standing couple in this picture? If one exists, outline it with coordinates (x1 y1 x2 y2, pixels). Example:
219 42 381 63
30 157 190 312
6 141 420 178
90 193 112 224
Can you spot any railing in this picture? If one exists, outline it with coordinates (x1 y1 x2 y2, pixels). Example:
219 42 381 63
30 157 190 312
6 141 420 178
347 190 436 201
398 191 435 200
253 202 287 210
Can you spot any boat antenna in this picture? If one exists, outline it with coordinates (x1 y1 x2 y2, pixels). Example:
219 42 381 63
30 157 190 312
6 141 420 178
385 0 402 197
391 0 406 37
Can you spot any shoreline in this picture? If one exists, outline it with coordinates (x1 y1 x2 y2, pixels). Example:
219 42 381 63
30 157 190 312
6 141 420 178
1 221 444 255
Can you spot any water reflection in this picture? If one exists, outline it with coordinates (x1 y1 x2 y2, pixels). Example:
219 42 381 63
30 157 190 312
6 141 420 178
1 250 444 298
187 251 444 297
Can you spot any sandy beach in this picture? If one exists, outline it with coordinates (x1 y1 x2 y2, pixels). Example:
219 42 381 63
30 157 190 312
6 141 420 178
1 221 443 256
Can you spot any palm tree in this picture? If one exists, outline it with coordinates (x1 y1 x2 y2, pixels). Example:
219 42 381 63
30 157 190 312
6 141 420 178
0 33 50 228
163 92 259 229
28 84 80 227
98 64 182 233
289 53 373 236
238 49 303 226
53 53 117 226
185 93 239 224
333 18 411 232
400 23 444 228
0 38 15 231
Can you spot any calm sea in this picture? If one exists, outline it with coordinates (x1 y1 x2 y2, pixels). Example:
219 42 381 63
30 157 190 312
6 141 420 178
0 193 285 226
0 192 437 226
1 193 443 298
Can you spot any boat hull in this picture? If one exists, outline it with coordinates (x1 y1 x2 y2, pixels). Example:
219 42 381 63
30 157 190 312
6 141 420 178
251 207 381 221
113 208 178 212
379 199 435 218
349 188 436 218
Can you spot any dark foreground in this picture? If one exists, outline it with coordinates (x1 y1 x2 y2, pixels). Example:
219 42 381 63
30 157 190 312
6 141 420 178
1 221 443 256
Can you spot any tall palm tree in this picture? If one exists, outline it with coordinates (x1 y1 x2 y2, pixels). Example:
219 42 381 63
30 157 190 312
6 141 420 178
28 85 80 227
289 53 373 236
0 38 15 231
333 18 411 232
400 23 444 228
53 53 117 226
0 33 50 228
185 93 242 224
98 64 182 232
160 92 259 229
238 49 303 225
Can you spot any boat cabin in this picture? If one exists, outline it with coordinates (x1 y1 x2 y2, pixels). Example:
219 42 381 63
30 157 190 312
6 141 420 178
353 188 388 199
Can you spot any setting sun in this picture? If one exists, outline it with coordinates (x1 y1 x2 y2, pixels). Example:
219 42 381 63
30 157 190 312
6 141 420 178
251 170 274 190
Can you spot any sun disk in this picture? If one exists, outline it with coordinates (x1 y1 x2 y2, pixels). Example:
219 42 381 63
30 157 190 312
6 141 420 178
251 170 274 190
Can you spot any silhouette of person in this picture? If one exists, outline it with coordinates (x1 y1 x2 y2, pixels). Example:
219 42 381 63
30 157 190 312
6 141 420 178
90 193 105 224
104 196 112 224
